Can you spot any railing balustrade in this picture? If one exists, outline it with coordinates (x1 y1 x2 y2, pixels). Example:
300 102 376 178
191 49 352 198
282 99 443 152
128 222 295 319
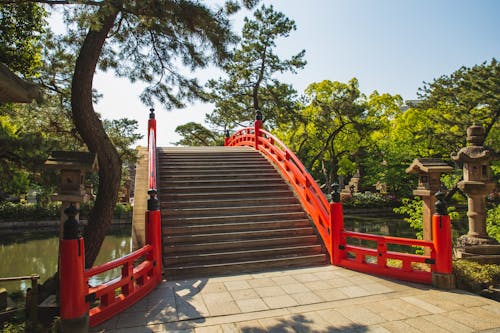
226 117 453 287
59 109 163 330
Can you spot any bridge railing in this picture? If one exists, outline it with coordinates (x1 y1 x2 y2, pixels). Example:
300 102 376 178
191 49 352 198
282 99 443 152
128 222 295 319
226 119 332 260
59 109 163 330
226 118 453 287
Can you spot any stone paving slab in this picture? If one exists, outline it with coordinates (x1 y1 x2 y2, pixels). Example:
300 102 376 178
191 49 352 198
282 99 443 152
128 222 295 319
89 265 500 333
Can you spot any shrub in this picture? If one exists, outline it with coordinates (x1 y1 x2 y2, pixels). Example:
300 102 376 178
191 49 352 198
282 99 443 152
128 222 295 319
0 201 132 222
341 192 398 208
0 202 59 221
486 204 500 243
453 259 500 293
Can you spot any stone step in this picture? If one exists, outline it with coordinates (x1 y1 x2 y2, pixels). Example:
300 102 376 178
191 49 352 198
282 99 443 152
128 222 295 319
460 255 500 265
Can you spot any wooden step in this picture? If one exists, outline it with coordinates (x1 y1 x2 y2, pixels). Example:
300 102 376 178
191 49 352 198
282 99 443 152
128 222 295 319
165 227 315 244
163 211 308 226
164 235 321 255
165 245 324 265
161 189 293 201
163 183 290 194
164 219 311 235
161 197 298 209
164 204 304 218
165 255 327 280
160 177 283 187
158 146 328 279
161 172 280 181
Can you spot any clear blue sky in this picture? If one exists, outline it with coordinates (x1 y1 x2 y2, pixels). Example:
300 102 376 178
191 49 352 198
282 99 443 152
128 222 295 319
84 0 500 146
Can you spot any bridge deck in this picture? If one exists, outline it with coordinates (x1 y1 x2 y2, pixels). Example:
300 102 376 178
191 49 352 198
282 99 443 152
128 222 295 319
89 265 500 332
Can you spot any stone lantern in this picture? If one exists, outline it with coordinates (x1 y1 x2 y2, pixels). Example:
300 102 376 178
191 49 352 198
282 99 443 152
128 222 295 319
45 151 98 236
452 125 497 246
406 158 453 251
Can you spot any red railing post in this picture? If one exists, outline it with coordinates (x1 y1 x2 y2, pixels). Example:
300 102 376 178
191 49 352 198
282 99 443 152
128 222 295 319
148 108 157 190
431 192 455 289
224 129 230 146
330 184 344 265
59 204 89 332
254 111 263 150
146 107 162 282
146 190 163 282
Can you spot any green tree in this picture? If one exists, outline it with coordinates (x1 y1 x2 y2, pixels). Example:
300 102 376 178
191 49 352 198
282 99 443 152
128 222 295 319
417 58 499 151
0 2 47 76
206 4 305 129
277 79 368 189
3 0 257 267
174 122 222 146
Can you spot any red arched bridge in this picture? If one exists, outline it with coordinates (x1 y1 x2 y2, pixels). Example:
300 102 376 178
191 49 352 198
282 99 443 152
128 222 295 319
58 111 453 328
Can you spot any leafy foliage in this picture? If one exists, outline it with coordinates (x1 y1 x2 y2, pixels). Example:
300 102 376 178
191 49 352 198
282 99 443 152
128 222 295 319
174 122 222 146
393 197 424 239
0 3 47 76
0 201 132 222
486 204 500 243
417 58 499 152
341 192 399 208
206 4 305 129
453 259 500 293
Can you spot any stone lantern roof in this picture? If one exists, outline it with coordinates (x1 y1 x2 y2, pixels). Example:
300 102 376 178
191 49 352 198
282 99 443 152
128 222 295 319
405 158 453 174
451 125 497 163
0 63 40 103
45 151 98 172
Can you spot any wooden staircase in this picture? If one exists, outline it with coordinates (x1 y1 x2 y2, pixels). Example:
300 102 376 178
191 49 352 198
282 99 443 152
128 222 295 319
159 146 328 280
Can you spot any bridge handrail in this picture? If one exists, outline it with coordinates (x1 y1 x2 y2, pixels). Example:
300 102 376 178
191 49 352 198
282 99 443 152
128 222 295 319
226 119 453 287
85 245 153 277
226 123 333 259
59 109 163 329
342 231 435 247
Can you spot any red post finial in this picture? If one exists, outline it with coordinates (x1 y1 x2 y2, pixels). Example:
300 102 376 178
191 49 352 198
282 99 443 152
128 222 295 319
254 111 262 150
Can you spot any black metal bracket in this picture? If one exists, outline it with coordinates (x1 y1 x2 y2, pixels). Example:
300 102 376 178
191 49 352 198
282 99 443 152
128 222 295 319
85 292 96 304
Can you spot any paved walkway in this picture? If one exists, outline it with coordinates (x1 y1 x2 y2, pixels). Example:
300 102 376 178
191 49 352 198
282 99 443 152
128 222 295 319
90 265 500 332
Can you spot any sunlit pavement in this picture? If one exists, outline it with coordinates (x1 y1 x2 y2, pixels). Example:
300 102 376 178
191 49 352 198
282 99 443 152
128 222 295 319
90 265 500 332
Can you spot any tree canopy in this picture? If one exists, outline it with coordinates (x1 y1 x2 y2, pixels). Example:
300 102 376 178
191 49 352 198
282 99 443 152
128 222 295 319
0 2 47 76
206 4 306 129
1 0 258 267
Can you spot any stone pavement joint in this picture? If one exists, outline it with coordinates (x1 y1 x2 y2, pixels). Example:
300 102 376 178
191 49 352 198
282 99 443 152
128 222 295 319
89 265 500 333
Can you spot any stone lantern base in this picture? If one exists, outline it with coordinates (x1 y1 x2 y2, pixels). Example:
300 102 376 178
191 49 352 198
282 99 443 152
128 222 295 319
454 243 500 265
457 234 498 247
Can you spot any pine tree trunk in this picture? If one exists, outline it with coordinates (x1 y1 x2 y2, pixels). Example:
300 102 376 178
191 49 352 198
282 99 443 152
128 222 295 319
71 7 121 268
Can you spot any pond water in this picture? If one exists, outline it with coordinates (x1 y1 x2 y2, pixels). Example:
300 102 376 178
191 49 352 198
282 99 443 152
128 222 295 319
0 225 132 293
0 212 468 294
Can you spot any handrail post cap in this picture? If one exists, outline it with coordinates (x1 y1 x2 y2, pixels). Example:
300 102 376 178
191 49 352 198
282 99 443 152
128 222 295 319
331 183 341 203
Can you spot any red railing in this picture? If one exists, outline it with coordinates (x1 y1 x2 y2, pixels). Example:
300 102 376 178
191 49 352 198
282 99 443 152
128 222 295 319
226 120 332 260
226 119 453 286
59 109 163 329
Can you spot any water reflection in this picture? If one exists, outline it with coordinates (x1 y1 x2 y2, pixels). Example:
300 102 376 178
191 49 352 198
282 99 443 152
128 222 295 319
0 226 132 293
